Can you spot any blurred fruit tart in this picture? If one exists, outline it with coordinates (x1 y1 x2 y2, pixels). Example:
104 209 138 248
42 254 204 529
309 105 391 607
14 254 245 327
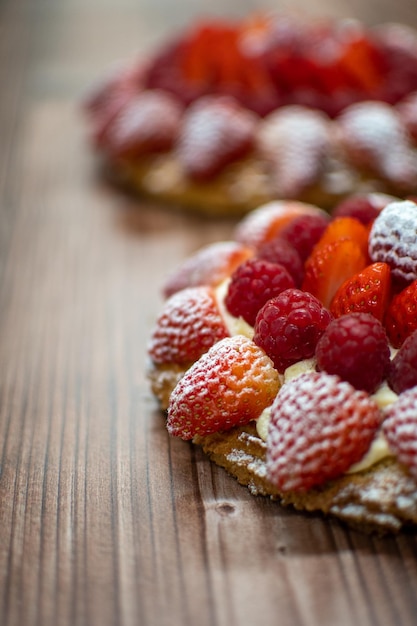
147 194 417 532
84 13 417 215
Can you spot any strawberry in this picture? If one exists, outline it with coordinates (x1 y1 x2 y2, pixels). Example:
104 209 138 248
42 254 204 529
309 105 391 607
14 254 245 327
148 286 229 365
167 335 280 439
302 239 367 309
337 102 417 190
369 200 417 285
382 387 417 481
174 95 258 181
103 89 184 158
330 262 391 321
315 216 370 257
266 372 382 491
256 106 332 198
234 200 329 249
385 279 417 348
162 241 253 298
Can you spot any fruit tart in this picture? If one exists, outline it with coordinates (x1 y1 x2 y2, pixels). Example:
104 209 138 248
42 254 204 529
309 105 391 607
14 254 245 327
85 13 417 215
147 194 417 533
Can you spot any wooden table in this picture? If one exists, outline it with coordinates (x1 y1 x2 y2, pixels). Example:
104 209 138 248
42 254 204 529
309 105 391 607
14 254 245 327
2 1 417 624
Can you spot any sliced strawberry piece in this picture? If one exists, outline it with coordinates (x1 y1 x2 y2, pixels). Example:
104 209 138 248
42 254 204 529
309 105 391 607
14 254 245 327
267 372 382 491
315 216 370 257
174 95 258 181
385 279 417 348
234 200 328 249
162 241 253 298
302 239 367 309
148 286 229 365
167 335 280 439
103 89 184 158
330 262 391 322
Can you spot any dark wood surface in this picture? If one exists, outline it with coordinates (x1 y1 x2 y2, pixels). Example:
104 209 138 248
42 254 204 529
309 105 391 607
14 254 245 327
2 1 417 625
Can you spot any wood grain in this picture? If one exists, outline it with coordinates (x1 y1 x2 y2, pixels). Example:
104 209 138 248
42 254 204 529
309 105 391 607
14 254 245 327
1 1 417 625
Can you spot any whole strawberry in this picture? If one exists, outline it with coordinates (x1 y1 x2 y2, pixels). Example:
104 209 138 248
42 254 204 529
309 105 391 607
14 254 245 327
315 312 391 393
368 200 417 285
175 95 258 181
148 286 229 364
167 336 280 439
267 372 382 491
383 388 417 481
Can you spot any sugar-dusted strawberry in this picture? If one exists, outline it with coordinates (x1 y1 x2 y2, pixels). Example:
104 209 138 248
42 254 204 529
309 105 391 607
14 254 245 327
234 200 329 249
167 335 280 439
385 279 417 348
302 239 367 309
225 258 295 326
382 387 417 481
162 241 253 298
331 192 398 225
330 262 391 322
148 286 229 365
315 312 391 393
369 200 417 285
315 216 370 257
337 102 417 190
256 106 332 198
253 288 332 372
174 95 258 181
266 372 382 491
103 89 184 158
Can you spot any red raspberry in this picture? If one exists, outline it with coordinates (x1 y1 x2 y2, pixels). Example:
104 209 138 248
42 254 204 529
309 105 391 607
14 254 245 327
267 372 382 491
256 237 304 286
368 200 417 285
278 212 330 261
167 336 280 440
315 313 391 393
253 288 332 372
388 330 417 394
331 193 397 225
225 258 295 326
148 286 229 364
383 387 417 481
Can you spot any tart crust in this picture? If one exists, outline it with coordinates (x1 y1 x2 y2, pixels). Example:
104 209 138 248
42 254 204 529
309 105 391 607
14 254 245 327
149 362 417 533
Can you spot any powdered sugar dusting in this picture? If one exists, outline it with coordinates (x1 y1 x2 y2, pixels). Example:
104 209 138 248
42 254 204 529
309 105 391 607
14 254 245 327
369 200 417 283
257 106 332 197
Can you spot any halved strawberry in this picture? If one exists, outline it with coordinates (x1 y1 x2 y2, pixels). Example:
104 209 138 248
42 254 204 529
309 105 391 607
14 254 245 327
162 241 253 298
167 335 280 439
330 262 391 321
234 200 328 249
174 95 258 181
148 286 229 365
385 279 417 348
315 216 370 257
302 239 367 309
